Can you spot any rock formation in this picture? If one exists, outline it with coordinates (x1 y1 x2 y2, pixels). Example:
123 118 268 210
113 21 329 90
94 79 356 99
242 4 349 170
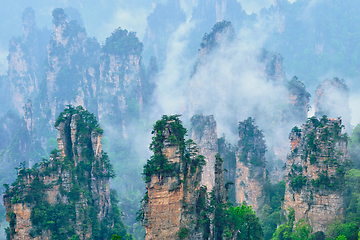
141 115 206 239
218 136 237 204
98 27 144 138
142 0 186 68
190 115 218 191
188 20 235 117
140 115 233 239
283 116 349 233
3 106 129 240
8 7 50 115
188 0 247 55
45 8 100 124
259 49 286 84
314 78 351 132
236 117 266 212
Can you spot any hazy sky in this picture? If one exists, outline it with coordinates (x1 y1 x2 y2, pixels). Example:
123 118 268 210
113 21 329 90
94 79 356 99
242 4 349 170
0 0 293 75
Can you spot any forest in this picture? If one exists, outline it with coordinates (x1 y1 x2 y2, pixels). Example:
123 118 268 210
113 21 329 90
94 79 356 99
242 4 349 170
0 0 360 239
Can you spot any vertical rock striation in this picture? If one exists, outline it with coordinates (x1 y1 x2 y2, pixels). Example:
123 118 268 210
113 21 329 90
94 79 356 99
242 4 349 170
3 106 128 240
283 116 349 233
235 117 266 212
190 115 218 191
8 7 50 115
141 115 206 239
45 8 100 124
98 27 144 138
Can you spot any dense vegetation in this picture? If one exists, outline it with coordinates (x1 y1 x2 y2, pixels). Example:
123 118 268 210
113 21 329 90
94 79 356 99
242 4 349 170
103 28 143 57
287 116 351 193
142 114 206 183
238 117 266 174
4 106 132 240
1 2 360 240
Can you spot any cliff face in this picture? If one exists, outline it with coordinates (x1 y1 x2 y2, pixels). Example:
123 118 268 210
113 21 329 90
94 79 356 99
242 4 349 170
283 117 349 233
141 116 206 239
314 78 351 132
98 28 144 138
8 7 50 115
188 21 235 117
187 0 247 56
3 106 128 240
142 0 186 68
45 8 100 125
236 117 266 212
190 115 218 191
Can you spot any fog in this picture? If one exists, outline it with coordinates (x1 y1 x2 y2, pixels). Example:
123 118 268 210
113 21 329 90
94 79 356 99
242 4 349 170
1 0 360 239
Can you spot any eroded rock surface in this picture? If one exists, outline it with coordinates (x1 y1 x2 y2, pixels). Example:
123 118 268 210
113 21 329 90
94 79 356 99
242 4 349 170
191 115 218 191
3 106 120 240
284 117 348 232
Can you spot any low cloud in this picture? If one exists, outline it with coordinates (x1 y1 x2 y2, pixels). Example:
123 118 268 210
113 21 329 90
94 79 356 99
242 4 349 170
151 12 299 148
238 0 274 14
0 44 8 75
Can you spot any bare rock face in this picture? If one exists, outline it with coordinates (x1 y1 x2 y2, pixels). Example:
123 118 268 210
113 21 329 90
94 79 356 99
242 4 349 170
45 8 100 125
235 117 266 212
314 78 351 132
190 115 218 191
8 7 50 115
141 116 205 239
98 27 144 138
3 106 119 240
283 116 349 233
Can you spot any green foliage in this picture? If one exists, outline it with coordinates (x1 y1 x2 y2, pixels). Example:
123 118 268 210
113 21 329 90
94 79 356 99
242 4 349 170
260 180 286 240
292 219 312 240
178 227 190 239
111 235 122 240
271 208 296 240
350 124 360 168
224 204 264 240
200 20 233 50
52 8 66 26
103 28 143 57
142 115 205 183
4 107 132 239
55 105 103 134
288 116 350 192
289 174 307 192
336 236 347 240
291 126 302 137
238 117 266 170
326 169 360 239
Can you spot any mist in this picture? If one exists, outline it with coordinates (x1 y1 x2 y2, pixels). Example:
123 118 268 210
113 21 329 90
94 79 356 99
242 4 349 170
1 0 360 239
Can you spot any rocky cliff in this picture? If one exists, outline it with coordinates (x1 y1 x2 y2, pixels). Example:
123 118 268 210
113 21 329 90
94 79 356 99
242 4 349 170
140 115 207 239
44 8 100 125
283 116 349 233
187 0 248 55
8 7 50 115
98 27 144 138
190 115 218 191
142 0 186 68
3 106 130 240
140 115 233 239
236 117 267 212
314 78 351 132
